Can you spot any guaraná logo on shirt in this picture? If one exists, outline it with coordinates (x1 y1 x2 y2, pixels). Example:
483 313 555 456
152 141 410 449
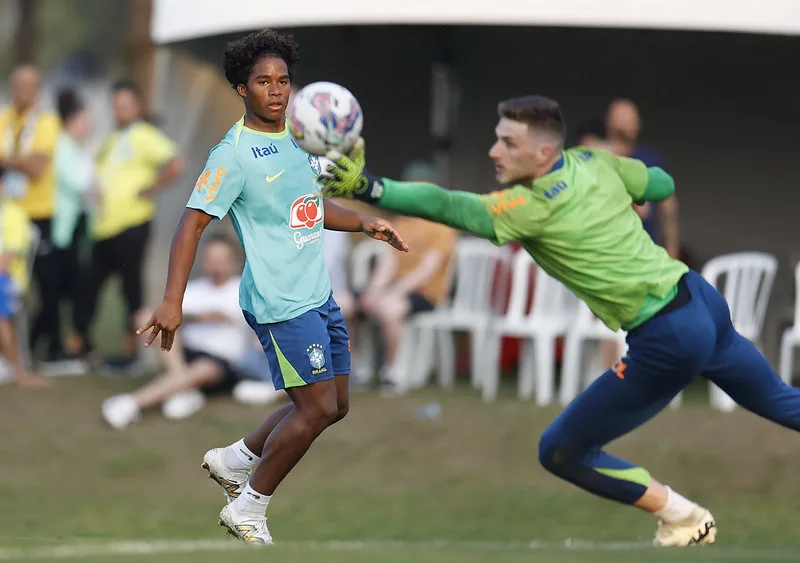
289 194 323 230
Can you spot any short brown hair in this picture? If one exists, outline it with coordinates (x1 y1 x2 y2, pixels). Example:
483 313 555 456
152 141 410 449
498 95 565 140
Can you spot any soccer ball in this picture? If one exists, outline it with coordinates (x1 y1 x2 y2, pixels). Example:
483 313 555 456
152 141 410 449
288 81 363 157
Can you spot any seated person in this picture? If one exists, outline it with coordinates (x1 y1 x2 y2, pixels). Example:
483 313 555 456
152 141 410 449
0 166 49 388
355 162 458 389
231 334 285 406
102 235 258 428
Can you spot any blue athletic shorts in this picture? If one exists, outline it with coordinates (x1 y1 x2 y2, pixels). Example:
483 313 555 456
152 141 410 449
243 293 351 390
0 274 15 319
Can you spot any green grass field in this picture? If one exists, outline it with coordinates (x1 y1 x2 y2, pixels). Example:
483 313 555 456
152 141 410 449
1 371 799 562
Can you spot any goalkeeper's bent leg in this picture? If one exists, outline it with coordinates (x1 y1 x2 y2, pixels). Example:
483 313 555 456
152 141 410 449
540 272 714 504
539 361 692 504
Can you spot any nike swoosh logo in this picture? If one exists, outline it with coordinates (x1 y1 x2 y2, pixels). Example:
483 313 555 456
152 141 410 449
266 170 285 183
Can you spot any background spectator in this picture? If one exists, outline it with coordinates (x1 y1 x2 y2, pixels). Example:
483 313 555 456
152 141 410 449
40 88 95 373
323 228 354 321
606 98 680 258
0 64 63 364
574 118 613 152
100 236 276 428
70 79 186 373
0 165 49 388
353 161 458 391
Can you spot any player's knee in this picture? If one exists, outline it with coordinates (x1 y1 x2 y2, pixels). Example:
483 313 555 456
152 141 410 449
334 398 349 423
311 394 340 429
294 381 340 431
538 428 571 474
377 301 404 325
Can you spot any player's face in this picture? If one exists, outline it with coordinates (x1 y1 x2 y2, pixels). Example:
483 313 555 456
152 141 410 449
202 242 236 285
240 56 291 123
112 89 142 127
489 118 540 185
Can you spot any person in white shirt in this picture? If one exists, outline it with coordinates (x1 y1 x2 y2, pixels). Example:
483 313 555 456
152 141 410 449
102 235 280 428
322 228 354 318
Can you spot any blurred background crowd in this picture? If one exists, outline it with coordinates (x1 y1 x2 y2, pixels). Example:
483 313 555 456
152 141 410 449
0 0 798 425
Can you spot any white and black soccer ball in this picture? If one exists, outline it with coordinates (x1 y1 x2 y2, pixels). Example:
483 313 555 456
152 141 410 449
288 81 363 157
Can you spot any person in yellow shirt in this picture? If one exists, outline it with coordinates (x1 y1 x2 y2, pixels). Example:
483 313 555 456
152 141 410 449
0 165 50 387
0 64 63 363
71 80 186 372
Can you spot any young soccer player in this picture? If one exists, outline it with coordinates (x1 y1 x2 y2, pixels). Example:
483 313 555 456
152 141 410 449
319 95 800 547
138 29 408 544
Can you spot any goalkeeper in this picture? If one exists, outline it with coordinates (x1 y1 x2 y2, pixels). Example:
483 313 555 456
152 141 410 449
319 95 800 547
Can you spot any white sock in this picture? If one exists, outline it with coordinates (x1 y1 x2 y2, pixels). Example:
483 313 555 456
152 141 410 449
654 487 697 523
234 483 271 516
224 439 260 472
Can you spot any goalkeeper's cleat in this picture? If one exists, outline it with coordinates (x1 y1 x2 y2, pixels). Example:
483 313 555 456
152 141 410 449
654 507 717 547
201 448 249 503
218 503 273 545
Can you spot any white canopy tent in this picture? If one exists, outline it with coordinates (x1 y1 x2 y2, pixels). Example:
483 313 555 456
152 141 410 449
152 0 800 44
144 1 799 368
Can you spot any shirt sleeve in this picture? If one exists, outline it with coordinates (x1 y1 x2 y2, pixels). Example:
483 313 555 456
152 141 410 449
477 187 548 245
610 154 649 201
137 123 178 167
641 167 675 202
186 144 244 220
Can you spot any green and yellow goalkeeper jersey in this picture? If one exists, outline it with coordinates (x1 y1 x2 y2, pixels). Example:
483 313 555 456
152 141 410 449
378 147 688 331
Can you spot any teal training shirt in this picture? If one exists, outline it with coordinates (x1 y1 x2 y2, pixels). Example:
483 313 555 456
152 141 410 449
187 117 331 323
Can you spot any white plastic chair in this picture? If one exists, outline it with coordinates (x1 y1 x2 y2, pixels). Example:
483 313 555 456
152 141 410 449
348 238 390 382
779 261 800 386
395 238 512 393
559 301 627 406
15 224 40 370
482 252 579 404
692 252 778 411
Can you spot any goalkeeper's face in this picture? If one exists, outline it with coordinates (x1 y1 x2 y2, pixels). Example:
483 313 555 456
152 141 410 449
489 118 541 186
238 56 292 124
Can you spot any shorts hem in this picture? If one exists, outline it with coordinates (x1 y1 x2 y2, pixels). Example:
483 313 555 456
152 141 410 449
277 370 335 390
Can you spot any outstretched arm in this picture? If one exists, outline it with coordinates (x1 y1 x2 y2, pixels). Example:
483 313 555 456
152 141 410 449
319 139 496 240
377 180 497 240
137 209 214 351
323 199 409 252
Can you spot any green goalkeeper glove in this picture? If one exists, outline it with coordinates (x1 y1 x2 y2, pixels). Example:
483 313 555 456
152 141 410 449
320 137 385 204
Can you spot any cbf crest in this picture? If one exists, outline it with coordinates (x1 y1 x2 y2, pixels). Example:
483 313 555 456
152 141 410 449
306 343 327 375
308 154 322 176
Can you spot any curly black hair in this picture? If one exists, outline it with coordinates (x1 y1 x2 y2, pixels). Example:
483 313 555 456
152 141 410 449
223 29 300 88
